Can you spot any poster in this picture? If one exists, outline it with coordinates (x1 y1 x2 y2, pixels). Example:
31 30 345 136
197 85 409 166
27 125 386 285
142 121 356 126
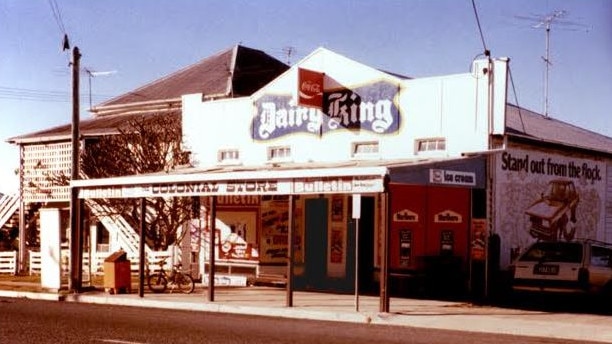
216 210 258 260
470 219 487 261
330 228 344 264
494 148 607 268
260 196 290 263
331 196 344 222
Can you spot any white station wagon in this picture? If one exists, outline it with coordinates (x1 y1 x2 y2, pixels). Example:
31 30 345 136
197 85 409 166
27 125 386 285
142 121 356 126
510 240 612 297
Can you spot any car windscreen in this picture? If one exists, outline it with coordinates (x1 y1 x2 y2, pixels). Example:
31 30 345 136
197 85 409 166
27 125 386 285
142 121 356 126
518 242 583 263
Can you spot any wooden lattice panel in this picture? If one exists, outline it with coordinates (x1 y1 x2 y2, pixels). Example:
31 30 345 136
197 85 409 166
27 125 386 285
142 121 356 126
21 142 72 202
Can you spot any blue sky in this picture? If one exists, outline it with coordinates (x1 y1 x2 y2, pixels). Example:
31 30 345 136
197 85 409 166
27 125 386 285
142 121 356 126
1 0 611 193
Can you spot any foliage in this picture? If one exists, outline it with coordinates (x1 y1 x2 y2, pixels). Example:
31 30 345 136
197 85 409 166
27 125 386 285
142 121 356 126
0 222 19 251
80 112 194 250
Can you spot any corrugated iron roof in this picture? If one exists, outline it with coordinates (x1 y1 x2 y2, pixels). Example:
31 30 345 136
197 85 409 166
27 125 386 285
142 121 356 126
96 45 288 108
505 103 612 155
8 45 287 144
7 112 180 144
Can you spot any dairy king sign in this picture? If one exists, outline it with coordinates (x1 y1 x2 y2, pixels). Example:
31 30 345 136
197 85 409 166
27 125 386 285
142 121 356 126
252 80 400 140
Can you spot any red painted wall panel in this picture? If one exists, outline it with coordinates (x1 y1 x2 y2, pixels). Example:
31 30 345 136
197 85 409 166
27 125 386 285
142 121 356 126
389 184 427 270
390 184 471 271
426 186 470 260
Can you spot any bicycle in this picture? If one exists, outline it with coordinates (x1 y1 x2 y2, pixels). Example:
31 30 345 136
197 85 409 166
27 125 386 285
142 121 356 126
147 258 195 294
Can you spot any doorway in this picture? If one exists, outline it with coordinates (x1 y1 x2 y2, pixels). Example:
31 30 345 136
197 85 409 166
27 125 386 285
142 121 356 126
356 196 376 294
303 198 328 289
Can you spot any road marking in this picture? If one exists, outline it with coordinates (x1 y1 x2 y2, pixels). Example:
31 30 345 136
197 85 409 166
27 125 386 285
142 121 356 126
97 339 147 344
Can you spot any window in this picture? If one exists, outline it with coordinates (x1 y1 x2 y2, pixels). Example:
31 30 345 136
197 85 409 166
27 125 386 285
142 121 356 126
591 246 612 267
416 138 446 153
218 149 240 164
267 146 291 161
351 141 379 157
518 242 583 263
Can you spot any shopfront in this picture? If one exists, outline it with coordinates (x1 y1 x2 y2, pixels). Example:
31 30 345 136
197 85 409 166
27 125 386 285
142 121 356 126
67 46 509 305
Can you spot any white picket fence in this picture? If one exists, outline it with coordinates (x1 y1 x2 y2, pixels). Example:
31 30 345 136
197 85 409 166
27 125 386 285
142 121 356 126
28 249 174 276
0 251 17 274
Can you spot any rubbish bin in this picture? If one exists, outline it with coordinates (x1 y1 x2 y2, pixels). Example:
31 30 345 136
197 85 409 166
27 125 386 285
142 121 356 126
103 250 131 294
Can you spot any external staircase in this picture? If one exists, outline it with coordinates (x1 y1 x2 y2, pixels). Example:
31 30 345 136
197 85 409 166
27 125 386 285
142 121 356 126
85 199 152 258
0 193 19 230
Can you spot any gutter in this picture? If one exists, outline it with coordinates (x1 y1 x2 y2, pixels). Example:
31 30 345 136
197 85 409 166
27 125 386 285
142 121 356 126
90 98 181 116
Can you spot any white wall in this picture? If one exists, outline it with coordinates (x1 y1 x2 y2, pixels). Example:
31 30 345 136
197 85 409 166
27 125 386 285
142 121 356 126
183 96 256 166
182 48 508 168
40 208 61 290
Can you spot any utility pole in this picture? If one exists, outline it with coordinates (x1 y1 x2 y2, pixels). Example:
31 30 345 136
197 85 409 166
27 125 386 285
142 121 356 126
69 46 82 292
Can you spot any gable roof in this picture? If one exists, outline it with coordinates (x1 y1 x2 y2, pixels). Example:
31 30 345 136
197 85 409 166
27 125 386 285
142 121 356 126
8 45 288 144
93 44 288 113
505 103 612 155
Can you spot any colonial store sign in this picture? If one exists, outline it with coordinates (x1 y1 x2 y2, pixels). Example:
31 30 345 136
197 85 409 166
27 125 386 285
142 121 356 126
252 80 400 140
78 176 384 199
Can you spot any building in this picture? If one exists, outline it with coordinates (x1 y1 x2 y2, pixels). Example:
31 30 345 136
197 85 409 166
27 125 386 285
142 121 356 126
6 45 288 289
10 45 612 304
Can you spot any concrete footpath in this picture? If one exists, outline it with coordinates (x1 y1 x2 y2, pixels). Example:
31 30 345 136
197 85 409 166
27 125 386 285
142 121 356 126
1 282 611 343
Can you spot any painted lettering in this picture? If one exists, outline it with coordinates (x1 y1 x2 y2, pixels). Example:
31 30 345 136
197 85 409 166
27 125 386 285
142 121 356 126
252 81 400 140
438 213 459 222
501 152 529 172
217 195 260 206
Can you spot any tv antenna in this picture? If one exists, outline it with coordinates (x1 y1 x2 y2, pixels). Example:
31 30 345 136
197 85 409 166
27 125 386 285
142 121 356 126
84 68 117 109
282 46 296 65
515 10 589 117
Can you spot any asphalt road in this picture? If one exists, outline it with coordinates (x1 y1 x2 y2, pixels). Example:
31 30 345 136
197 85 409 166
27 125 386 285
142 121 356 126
0 297 601 344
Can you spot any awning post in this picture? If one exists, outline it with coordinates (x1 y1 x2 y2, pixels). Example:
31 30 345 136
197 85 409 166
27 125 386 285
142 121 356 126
286 195 295 307
138 198 146 297
207 196 217 302
379 177 391 312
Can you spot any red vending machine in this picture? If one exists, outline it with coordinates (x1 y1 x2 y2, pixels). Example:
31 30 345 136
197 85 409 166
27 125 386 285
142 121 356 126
389 184 427 271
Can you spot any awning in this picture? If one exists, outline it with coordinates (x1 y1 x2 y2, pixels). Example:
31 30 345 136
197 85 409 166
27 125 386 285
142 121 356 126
72 164 389 199
71 156 486 200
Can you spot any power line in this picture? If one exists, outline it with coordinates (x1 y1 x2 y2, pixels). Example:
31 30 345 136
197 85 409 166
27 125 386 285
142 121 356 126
507 67 527 133
47 0 72 64
47 0 67 35
470 0 489 55
0 86 113 103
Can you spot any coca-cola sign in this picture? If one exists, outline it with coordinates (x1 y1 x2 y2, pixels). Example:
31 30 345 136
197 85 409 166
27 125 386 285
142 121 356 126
298 68 324 108
252 81 400 140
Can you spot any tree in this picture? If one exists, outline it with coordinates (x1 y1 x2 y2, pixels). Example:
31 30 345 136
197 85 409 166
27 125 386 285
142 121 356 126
81 112 194 250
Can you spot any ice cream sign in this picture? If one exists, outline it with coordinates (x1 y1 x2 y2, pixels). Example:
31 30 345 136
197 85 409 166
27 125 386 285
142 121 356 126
251 80 400 140
430 169 476 186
